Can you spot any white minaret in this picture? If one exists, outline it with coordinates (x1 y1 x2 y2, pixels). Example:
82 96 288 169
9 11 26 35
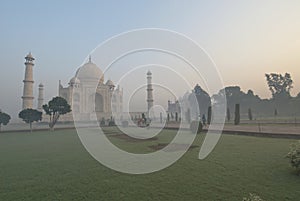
147 70 154 116
22 53 35 109
37 83 44 111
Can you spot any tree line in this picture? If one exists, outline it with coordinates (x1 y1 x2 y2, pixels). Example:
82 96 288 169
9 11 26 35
183 72 299 124
0 96 71 132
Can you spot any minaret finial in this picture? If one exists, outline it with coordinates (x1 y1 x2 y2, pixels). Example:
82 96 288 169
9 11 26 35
89 55 92 63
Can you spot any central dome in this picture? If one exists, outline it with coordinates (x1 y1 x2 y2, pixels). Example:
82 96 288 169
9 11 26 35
75 58 104 83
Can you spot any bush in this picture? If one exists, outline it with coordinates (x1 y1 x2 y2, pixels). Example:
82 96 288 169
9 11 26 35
242 193 265 201
190 121 203 134
286 140 300 173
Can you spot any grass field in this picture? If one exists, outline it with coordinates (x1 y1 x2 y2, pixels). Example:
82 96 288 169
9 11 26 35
0 128 299 201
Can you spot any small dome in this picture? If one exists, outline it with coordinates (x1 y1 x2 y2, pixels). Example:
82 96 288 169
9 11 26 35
69 77 80 85
106 79 114 86
25 52 35 60
147 70 152 75
75 59 104 83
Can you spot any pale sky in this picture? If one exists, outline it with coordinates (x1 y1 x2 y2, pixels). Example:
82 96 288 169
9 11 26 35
0 0 300 120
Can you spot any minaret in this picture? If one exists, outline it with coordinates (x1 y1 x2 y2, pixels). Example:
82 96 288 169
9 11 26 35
37 83 44 111
147 70 154 115
22 53 35 109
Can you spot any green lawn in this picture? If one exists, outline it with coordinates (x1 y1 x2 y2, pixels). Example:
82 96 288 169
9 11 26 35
0 128 299 201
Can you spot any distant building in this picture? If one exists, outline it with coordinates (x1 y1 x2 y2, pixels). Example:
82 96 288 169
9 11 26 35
37 83 44 111
167 100 181 114
147 70 154 117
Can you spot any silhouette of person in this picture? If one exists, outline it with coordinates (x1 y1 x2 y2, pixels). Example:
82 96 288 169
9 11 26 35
202 114 206 126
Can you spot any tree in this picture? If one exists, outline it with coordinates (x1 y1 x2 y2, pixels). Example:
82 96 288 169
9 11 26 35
226 107 231 122
265 73 293 98
234 104 240 125
248 108 253 121
43 96 71 130
207 106 212 125
18 109 42 132
0 111 11 132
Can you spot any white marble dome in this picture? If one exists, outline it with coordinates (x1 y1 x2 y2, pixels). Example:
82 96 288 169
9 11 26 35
75 58 104 83
69 77 80 85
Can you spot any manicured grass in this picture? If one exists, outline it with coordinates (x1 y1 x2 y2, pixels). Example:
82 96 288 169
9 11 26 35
0 128 299 201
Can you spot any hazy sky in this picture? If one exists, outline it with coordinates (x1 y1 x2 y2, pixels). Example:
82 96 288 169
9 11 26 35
0 0 300 119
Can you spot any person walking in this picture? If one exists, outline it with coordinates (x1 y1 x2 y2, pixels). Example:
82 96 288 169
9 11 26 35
202 114 207 127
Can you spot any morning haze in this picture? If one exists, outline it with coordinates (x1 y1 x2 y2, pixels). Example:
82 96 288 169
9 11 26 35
0 0 300 119
1 1 300 201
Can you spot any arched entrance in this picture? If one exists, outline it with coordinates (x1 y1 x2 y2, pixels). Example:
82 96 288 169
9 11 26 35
95 93 104 112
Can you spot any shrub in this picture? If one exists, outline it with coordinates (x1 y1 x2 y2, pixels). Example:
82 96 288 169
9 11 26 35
286 140 300 173
242 193 265 201
190 121 203 134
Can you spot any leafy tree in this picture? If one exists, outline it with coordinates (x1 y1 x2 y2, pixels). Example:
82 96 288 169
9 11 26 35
265 73 293 98
234 104 240 125
248 108 253 121
207 106 212 125
0 111 11 132
18 109 42 132
226 107 231 121
43 96 71 130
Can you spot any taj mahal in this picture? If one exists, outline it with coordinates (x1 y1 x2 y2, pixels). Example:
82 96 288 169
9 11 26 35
21 53 124 122
58 56 123 121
